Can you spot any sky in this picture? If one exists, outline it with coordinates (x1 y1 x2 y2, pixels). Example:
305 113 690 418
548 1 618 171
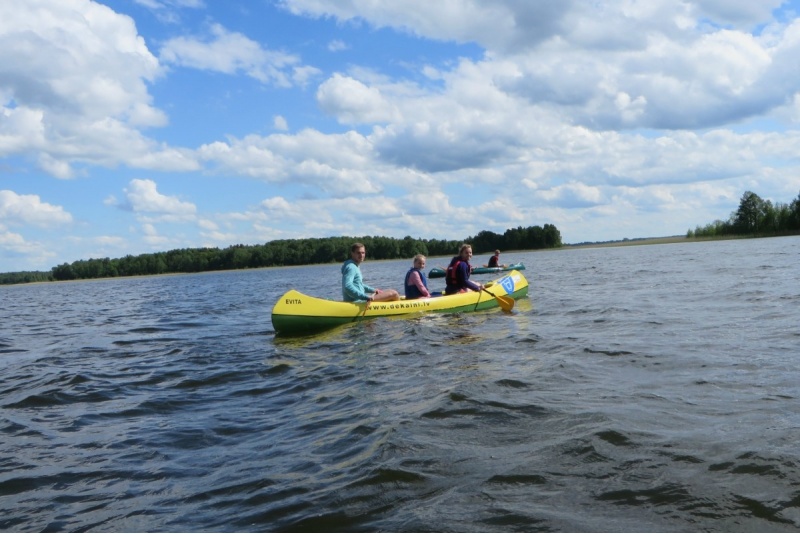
3 0 800 272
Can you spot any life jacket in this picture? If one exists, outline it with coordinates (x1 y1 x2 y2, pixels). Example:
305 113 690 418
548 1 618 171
445 256 470 293
404 267 428 299
488 254 499 267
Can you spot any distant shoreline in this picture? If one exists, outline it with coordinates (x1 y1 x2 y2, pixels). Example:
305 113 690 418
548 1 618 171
563 235 689 249
560 235 751 249
563 233 800 250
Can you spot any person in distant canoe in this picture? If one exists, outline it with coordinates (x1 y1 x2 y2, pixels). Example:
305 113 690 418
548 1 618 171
485 249 507 268
445 244 484 295
404 254 431 299
341 243 400 303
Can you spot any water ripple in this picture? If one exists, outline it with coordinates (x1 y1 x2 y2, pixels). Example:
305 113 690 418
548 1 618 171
2 239 800 531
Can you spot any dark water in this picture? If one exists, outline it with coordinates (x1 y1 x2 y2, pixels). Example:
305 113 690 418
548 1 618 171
2 237 799 532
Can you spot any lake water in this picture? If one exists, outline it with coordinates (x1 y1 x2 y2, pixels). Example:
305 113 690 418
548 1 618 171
2 236 799 532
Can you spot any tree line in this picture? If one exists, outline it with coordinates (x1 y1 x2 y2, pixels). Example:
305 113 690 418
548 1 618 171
687 190 800 238
0 224 562 285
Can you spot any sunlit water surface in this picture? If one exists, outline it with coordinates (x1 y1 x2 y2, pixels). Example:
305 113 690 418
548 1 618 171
2 237 799 532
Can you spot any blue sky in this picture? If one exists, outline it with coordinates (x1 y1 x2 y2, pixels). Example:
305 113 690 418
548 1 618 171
3 0 800 272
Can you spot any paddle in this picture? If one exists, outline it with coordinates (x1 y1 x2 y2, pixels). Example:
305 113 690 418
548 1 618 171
437 266 513 311
353 299 370 322
481 287 514 312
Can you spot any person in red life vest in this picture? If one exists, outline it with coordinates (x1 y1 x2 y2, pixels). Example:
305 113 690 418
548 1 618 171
404 254 431 299
445 244 484 295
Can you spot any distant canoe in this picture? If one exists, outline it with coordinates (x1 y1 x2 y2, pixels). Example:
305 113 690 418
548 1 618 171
428 262 526 278
271 270 528 336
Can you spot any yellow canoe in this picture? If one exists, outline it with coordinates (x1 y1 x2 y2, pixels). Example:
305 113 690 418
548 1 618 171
271 270 529 336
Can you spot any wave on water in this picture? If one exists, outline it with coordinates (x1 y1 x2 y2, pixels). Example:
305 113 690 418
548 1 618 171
2 240 800 531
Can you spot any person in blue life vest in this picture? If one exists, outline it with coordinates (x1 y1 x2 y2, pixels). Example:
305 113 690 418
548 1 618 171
341 242 400 303
404 254 431 299
445 244 484 295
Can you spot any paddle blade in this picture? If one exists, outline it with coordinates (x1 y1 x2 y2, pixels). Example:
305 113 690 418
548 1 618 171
497 294 514 312
482 287 514 312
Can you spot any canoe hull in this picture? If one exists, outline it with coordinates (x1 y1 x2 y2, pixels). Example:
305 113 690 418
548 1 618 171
428 262 525 278
271 270 529 336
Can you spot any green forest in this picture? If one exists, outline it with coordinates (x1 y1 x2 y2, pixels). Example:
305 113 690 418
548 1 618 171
0 224 562 285
687 190 800 238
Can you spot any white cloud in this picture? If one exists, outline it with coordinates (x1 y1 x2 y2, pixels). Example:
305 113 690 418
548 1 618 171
260 196 293 212
139 222 172 247
317 74 395 124
328 39 349 52
159 23 304 87
131 0 204 24
0 228 58 270
292 65 323 87
289 0 800 131
0 228 26 248
198 218 219 231
0 190 71 270
251 194 406 240
38 153 76 180
0 106 45 157
537 182 605 208
691 0 786 28
0 0 192 176
0 190 73 227
403 190 451 216
0 0 162 121
197 129 383 196
120 179 197 219
273 115 289 131
281 0 570 53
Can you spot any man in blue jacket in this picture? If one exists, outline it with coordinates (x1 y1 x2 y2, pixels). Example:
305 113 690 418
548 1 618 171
341 243 400 302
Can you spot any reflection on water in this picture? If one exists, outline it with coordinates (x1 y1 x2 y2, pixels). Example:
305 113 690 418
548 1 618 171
2 237 799 531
